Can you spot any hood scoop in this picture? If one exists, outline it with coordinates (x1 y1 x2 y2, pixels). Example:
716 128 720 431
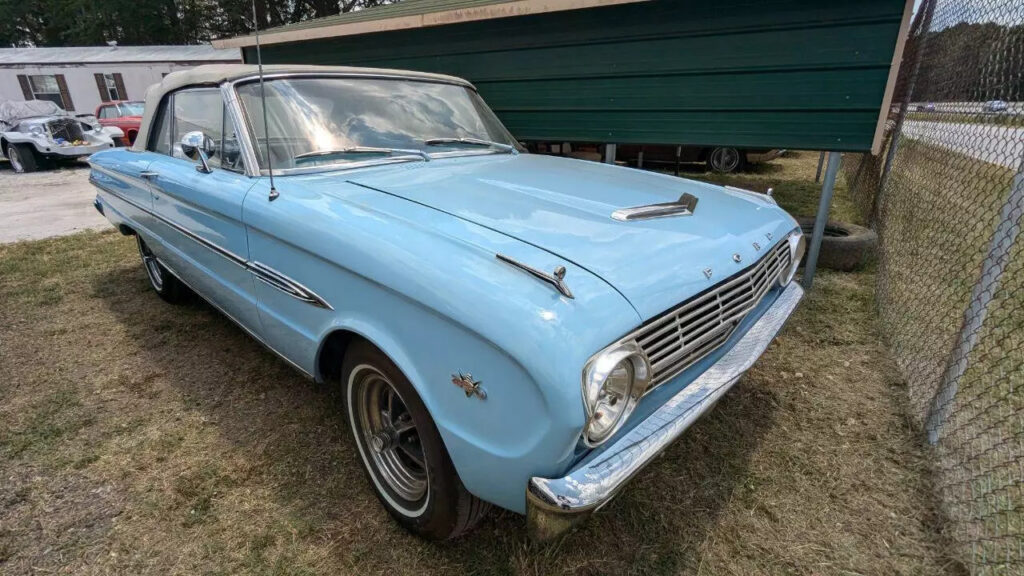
611 193 699 221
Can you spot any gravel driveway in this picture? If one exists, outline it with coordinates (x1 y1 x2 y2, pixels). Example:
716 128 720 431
0 160 109 244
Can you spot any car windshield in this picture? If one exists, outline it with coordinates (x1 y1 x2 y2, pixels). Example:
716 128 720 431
236 76 520 171
120 102 145 116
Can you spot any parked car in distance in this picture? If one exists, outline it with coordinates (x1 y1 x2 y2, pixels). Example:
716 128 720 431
915 103 937 112
88 65 805 541
1 99 122 173
96 100 144 145
617 144 785 173
985 100 1009 113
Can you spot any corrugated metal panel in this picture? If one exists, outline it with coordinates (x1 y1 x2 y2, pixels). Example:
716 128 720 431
244 0 908 152
0 45 240 65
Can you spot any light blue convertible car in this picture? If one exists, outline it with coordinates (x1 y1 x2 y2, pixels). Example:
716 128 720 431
88 65 805 541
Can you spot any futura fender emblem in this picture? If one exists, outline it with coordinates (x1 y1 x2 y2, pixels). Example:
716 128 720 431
451 372 486 400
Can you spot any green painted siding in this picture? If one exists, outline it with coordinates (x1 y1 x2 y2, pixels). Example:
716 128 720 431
244 0 906 151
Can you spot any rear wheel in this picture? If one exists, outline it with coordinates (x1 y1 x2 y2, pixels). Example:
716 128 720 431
707 147 745 173
6 143 40 173
343 340 490 540
136 236 189 303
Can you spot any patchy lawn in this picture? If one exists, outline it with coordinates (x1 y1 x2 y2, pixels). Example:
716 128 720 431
0 152 956 575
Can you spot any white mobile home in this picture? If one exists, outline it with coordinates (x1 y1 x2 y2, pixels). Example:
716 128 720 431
0 45 239 115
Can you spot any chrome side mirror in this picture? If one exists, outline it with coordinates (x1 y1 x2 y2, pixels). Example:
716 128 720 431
179 131 214 174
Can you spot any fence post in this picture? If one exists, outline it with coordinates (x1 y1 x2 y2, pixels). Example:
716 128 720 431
926 154 1024 443
802 151 842 290
815 151 825 183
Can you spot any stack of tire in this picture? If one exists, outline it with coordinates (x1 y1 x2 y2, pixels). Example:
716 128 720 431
795 217 877 271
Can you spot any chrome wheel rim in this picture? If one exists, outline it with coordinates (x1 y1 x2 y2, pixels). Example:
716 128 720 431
353 366 428 503
711 147 740 172
136 237 164 291
7 147 23 173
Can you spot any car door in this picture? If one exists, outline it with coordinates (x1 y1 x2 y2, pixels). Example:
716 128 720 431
142 88 263 333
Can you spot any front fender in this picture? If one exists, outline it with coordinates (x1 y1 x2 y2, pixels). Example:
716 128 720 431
243 176 642 513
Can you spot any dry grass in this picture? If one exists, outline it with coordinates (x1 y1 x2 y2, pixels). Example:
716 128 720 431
0 152 958 575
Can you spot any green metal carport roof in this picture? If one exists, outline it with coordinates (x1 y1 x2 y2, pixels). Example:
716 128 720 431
215 0 912 154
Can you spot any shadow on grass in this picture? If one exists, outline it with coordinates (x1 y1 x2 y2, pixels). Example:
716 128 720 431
90 258 777 574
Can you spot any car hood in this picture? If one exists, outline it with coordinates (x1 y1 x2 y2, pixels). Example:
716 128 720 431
345 154 798 320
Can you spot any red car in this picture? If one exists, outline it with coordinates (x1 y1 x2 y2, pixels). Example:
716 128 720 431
95 100 144 146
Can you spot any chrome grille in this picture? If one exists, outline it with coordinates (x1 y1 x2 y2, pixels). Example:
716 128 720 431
636 240 791 387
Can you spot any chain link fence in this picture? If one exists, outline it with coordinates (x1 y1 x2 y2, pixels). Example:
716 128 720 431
843 0 1023 571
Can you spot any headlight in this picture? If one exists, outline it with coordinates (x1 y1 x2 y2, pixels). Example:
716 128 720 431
582 341 651 446
28 125 52 141
781 229 807 286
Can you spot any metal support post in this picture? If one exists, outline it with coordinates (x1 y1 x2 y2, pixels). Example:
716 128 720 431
802 151 841 290
814 151 825 182
604 143 617 164
926 155 1024 443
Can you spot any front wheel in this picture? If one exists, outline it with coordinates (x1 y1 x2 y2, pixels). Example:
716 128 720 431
343 340 490 540
6 143 40 173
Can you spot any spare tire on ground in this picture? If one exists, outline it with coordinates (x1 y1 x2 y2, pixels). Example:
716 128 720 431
795 217 877 272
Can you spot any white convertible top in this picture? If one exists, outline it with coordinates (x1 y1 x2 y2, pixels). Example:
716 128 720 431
131 64 473 152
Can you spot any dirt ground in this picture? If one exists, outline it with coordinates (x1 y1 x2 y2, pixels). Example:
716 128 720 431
0 161 109 244
0 152 960 575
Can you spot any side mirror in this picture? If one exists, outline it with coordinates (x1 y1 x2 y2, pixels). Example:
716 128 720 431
179 131 214 173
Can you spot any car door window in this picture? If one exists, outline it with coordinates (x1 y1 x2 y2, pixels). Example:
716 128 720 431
172 89 223 170
148 98 172 155
98 106 112 119
221 104 245 173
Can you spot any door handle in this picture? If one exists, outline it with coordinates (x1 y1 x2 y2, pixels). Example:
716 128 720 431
140 171 158 178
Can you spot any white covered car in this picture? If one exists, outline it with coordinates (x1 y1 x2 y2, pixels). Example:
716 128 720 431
1 100 123 173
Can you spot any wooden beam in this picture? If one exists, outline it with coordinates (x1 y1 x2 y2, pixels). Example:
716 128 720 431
871 0 914 156
213 0 650 49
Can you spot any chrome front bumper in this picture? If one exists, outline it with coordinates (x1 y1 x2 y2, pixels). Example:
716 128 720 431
526 282 804 541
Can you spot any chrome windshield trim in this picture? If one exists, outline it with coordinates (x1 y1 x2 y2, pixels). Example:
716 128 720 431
526 282 803 541
226 73 515 179
611 193 699 221
495 254 574 299
229 71 475 90
220 82 261 178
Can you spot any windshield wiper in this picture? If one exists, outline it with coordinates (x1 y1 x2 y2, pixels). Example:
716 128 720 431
423 137 517 154
294 146 431 162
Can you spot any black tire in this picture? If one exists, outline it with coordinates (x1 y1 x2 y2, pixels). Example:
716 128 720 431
136 235 190 303
706 147 746 173
343 340 490 540
796 217 877 272
6 143 40 173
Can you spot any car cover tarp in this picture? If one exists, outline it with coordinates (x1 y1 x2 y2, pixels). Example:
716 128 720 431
0 100 67 127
